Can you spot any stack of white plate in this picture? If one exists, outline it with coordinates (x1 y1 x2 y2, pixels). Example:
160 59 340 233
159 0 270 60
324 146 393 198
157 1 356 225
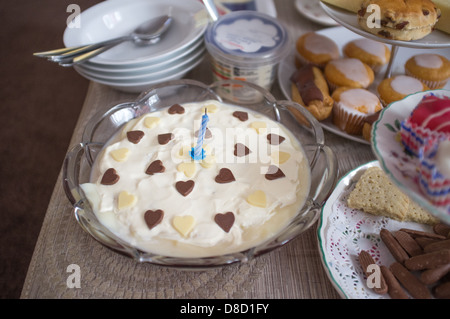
63 0 209 93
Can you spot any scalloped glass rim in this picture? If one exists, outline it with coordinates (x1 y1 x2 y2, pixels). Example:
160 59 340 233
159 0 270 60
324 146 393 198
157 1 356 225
371 89 450 224
63 79 339 268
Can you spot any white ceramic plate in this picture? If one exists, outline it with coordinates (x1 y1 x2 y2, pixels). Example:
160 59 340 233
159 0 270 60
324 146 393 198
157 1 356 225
81 38 205 74
278 26 450 144
74 54 205 92
295 0 338 26
63 0 209 66
77 45 205 80
320 1 450 49
317 160 433 299
372 90 450 224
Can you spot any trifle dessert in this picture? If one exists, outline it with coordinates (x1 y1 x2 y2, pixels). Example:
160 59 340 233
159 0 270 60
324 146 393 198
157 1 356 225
80 100 311 258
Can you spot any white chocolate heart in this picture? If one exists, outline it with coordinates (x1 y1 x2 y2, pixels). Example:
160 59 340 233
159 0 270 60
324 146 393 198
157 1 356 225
200 154 216 169
117 191 136 209
144 116 160 128
177 162 196 178
202 104 218 113
110 148 130 162
246 190 267 208
250 121 267 134
173 215 195 237
271 151 290 164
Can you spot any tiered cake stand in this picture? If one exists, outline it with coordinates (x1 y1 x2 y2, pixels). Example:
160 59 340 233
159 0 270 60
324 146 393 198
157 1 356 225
319 2 450 79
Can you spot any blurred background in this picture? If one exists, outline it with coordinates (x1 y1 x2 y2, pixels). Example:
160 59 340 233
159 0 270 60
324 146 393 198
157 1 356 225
0 0 102 298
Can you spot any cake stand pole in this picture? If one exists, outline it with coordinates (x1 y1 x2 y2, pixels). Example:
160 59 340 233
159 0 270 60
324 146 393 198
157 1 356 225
383 45 399 79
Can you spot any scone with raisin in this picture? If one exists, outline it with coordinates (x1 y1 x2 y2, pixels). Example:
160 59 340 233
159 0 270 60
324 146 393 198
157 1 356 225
357 0 441 41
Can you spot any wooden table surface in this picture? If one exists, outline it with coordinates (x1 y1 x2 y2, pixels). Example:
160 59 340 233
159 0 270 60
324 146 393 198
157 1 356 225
21 1 377 299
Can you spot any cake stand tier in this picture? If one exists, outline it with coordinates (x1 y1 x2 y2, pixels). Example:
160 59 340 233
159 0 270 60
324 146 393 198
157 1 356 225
319 1 450 78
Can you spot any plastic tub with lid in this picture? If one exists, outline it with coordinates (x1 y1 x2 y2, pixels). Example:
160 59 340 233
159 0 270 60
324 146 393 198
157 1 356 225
204 11 291 101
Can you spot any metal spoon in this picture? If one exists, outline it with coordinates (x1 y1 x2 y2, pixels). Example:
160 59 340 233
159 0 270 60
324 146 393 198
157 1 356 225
202 0 219 22
34 15 173 66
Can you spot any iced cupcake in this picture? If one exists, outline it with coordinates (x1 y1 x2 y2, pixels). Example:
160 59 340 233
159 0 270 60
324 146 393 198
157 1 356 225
400 93 450 157
377 75 429 106
418 138 450 212
332 87 382 135
405 54 450 89
343 38 391 73
324 58 374 92
295 32 339 69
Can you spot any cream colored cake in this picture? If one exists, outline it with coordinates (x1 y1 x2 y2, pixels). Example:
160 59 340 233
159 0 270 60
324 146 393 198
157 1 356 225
81 100 311 258
347 166 439 225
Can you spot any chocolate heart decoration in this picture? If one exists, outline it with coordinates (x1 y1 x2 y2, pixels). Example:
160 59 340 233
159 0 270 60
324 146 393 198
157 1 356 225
267 133 285 145
215 168 235 183
100 168 120 185
234 143 251 157
146 160 165 175
232 111 248 122
214 212 235 233
175 180 195 196
126 130 145 144
158 133 174 145
168 103 185 114
265 165 285 180
144 209 164 230
194 128 212 139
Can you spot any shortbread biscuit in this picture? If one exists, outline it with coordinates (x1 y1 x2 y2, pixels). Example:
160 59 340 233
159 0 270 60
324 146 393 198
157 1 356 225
347 167 439 225
347 167 409 221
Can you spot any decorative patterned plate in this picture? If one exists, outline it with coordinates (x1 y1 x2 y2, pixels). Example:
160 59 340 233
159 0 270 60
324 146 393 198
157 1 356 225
317 160 432 299
372 90 450 224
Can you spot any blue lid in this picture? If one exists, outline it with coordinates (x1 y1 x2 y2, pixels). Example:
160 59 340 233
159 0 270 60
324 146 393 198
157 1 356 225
204 11 290 66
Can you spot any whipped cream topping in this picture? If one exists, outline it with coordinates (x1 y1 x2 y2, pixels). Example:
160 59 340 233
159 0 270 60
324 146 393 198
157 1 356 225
81 100 310 257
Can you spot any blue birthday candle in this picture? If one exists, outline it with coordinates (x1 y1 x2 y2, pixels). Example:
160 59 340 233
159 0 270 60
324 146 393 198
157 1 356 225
191 109 209 160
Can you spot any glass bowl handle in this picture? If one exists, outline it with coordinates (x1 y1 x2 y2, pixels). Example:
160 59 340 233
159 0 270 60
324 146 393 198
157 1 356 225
277 99 325 146
62 143 85 206
310 144 339 208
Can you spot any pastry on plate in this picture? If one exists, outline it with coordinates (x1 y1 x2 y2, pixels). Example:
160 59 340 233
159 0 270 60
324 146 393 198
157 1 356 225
347 166 439 225
295 32 339 69
377 74 429 106
405 53 450 89
332 86 382 135
343 38 391 73
400 93 450 157
324 57 374 91
290 64 333 121
357 0 441 41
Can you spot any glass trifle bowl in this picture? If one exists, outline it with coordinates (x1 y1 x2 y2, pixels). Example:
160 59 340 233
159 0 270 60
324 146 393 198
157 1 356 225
63 79 338 268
